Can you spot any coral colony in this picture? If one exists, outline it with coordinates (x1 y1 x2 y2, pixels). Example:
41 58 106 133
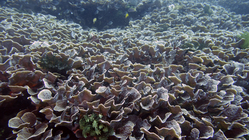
0 0 249 139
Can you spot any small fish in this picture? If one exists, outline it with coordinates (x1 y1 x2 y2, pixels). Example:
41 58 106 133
97 5 106 11
107 21 113 25
125 13 129 18
94 10 99 15
52 0 60 5
128 7 136 12
78 8 85 12
64 9 71 14
93 18 97 24
69 2 78 7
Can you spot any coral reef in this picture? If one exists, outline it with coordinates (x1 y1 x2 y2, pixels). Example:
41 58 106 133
0 0 249 140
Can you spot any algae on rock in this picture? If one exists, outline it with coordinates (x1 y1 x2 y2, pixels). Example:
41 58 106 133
79 113 113 140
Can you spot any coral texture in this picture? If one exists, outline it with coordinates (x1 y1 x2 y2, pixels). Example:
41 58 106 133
0 0 249 140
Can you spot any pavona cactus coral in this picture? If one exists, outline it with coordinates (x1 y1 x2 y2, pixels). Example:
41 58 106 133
79 113 113 140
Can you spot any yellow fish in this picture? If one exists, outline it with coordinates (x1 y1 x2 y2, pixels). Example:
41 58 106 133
93 18 97 24
125 13 129 18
